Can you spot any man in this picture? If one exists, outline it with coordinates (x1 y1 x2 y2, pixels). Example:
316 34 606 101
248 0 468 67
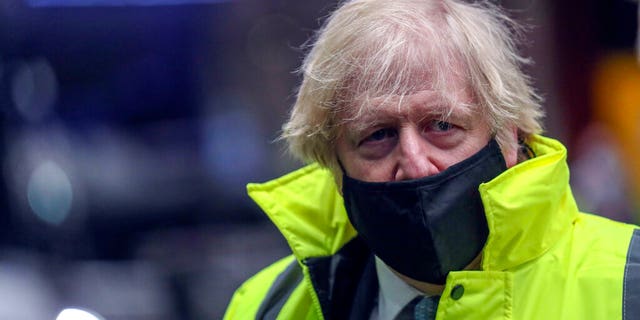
224 0 640 319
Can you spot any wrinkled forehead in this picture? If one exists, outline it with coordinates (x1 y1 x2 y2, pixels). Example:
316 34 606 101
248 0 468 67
335 60 477 124
344 89 476 130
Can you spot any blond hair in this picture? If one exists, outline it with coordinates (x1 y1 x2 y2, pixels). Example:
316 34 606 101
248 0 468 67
282 0 544 175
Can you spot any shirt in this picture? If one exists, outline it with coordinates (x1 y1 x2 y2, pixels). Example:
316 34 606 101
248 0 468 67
370 256 432 320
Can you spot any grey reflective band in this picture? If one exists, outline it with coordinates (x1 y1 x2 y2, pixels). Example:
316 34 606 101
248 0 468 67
623 229 640 320
255 258 304 320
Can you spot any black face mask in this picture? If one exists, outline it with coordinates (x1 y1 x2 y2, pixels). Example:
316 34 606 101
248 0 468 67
341 139 507 284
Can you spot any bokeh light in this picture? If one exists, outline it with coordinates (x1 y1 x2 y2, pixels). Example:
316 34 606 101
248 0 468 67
56 308 104 320
11 59 59 123
202 96 267 199
27 161 73 225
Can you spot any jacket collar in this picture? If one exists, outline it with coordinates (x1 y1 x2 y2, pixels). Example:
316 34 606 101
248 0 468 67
479 135 579 270
247 135 579 270
247 163 355 260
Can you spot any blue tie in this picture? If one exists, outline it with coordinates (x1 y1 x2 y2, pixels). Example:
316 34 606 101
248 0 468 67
395 295 440 320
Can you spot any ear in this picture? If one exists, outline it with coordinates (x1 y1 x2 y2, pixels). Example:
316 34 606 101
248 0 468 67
503 125 519 168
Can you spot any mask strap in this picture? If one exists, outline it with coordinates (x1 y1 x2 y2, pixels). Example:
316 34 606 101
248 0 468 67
518 138 537 159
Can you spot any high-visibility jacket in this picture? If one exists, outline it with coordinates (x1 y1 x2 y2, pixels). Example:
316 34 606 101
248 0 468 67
224 135 640 319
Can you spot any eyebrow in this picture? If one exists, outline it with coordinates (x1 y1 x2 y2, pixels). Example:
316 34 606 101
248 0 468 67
340 100 472 142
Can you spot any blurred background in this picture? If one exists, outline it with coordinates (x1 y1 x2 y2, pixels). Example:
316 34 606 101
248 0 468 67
0 0 638 319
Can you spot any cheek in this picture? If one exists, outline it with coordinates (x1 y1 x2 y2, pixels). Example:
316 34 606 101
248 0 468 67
335 135 392 181
336 146 395 182
335 139 363 177
342 157 396 182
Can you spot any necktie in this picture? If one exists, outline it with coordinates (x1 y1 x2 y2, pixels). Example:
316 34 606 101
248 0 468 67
395 295 440 320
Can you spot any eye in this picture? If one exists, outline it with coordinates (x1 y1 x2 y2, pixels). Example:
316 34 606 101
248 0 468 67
428 120 455 132
360 128 397 145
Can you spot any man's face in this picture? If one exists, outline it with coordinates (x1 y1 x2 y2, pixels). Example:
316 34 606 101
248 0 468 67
336 83 518 182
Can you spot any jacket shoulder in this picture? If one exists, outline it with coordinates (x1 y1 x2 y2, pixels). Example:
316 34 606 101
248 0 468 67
224 255 298 319
567 213 639 318
576 212 637 244
572 212 637 262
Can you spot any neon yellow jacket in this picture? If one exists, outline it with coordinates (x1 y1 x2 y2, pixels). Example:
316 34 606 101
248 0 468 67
224 135 640 319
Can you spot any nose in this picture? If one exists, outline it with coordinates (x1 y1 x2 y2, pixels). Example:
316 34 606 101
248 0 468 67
394 127 438 181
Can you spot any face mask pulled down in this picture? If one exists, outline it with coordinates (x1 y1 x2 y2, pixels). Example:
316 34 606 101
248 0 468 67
342 139 507 284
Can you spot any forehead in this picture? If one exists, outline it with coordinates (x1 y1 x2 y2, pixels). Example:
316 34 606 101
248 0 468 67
336 53 476 118
337 81 477 127
359 90 463 117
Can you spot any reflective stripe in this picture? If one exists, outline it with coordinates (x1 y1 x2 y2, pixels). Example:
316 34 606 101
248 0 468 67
255 258 303 320
623 229 640 320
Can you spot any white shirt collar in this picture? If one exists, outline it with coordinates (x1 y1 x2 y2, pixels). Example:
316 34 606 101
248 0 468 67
373 256 426 320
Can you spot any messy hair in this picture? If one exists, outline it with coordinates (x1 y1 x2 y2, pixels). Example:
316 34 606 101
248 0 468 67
281 0 544 175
